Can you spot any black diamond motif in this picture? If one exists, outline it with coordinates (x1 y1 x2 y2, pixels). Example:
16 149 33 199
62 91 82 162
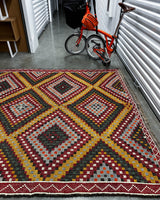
0 81 11 92
38 125 69 152
112 80 125 92
61 140 148 182
131 124 151 151
54 80 73 95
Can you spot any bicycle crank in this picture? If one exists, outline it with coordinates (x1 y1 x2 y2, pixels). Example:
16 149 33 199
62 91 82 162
93 48 111 66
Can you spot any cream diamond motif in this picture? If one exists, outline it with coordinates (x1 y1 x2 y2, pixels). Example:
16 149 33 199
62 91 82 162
10 99 35 117
85 99 108 117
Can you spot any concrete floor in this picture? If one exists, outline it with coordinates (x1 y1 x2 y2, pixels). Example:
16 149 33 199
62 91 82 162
0 11 159 200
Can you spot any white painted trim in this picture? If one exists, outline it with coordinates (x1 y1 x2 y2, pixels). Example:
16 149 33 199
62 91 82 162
0 0 9 20
7 41 18 58
48 0 52 22
21 0 39 53
56 0 59 11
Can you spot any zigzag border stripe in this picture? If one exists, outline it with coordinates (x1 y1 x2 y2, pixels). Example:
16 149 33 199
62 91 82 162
0 182 160 195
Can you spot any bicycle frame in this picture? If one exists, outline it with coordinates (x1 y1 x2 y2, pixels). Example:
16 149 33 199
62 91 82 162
75 2 127 58
71 1 135 64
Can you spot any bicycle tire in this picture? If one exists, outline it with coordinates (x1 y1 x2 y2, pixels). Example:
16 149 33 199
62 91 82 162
86 34 105 60
65 34 86 55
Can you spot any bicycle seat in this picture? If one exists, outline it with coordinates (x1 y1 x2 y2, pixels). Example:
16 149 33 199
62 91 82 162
119 3 135 13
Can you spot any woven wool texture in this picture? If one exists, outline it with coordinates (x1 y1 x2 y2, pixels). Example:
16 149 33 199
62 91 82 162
0 69 159 195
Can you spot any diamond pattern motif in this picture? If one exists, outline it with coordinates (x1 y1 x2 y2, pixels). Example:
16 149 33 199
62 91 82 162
17 109 91 178
72 71 107 84
68 89 125 134
0 70 159 195
0 90 51 135
19 71 57 85
84 99 108 117
99 73 128 101
37 125 69 152
0 73 25 99
39 73 87 105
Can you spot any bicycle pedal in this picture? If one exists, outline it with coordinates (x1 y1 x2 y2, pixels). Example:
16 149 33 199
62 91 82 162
102 59 111 67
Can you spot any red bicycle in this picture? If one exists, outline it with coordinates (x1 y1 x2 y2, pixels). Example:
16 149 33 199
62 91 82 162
64 0 135 66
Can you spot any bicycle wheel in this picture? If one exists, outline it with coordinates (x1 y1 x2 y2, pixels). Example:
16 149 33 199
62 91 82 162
65 34 86 55
86 34 105 60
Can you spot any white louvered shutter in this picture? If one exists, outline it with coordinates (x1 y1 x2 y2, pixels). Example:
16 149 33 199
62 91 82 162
116 0 160 119
32 0 50 37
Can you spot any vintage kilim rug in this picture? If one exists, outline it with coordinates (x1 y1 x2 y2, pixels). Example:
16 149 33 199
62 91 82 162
0 69 159 196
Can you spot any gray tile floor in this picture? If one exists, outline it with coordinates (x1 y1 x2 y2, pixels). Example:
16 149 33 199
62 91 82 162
0 11 159 200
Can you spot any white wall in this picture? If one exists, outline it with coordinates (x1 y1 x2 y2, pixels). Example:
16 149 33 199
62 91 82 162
95 0 122 35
